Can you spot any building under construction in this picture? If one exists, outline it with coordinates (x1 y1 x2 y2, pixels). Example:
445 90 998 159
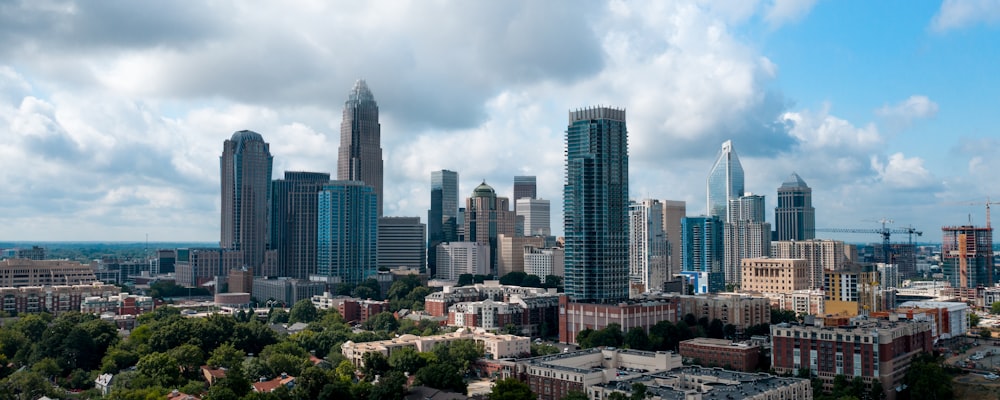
941 225 993 291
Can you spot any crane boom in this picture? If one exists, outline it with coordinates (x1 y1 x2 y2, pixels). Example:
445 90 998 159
815 221 922 264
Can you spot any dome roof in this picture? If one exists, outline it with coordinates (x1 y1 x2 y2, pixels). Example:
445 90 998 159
230 130 264 143
780 172 808 188
471 181 496 198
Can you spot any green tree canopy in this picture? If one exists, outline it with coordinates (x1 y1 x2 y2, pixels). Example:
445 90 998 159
490 377 535 400
289 299 319 324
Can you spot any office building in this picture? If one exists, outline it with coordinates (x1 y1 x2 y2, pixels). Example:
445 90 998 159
678 338 761 372
723 194 771 287
464 181 515 274
315 181 378 286
427 169 459 277
513 175 537 203
174 248 244 288
564 107 629 303
337 79 384 216
524 246 564 278
497 234 546 277
740 258 809 294
629 199 668 296
771 239 847 290
706 140 744 223
377 217 426 270
253 277 326 307
270 171 330 279
662 200 685 278
436 242 490 281
681 216 725 293
775 172 815 241
516 198 551 236
155 249 176 275
0 259 98 287
220 130 273 269
941 225 993 290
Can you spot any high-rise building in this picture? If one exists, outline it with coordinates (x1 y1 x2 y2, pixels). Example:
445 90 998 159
427 169 459 277
221 130 273 269
774 172 815 241
942 225 994 289
270 171 331 279
707 140 744 223
771 239 847 289
723 194 771 287
516 198 551 236
662 200 686 278
513 176 537 203
315 181 378 286
464 181 515 275
337 79 384 217
435 242 490 281
524 246 564 278
629 199 668 296
564 107 629 303
497 234 546 277
377 217 426 270
681 216 725 293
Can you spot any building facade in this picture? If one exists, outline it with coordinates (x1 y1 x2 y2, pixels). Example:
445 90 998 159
706 140 744 223
174 248 244 288
681 216 725 293
377 217 426 270
740 258 809 294
497 234 546 277
524 247 564 278
774 172 816 241
0 259 99 287
678 338 760 371
464 181 515 275
564 107 629 303
771 239 847 290
315 181 378 286
427 169 459 278
1 283 119 315
435 242 490 281
629 199 668 296
337 79 384 217
723 194 771 287
220 130 273 269
270 171 330 279
515 198 551 237
941 225 993 289
661 200 686 278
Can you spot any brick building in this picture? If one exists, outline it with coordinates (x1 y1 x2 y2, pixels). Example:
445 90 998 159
678 338 760 371
1 283 119 315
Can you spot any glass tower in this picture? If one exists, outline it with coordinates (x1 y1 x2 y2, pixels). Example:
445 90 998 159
681 215 725 293
707 140 744 223
775 172 816 241
428 169 459 277
337 79 384 217
316 181 378 285
220 130 273 269
564 106 629 303
270 171 330 279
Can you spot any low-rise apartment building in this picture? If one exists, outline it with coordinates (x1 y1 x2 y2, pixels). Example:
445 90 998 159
678 338 760 372
341 330 530 366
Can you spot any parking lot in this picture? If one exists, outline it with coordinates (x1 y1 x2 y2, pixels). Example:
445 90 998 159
946 343 1000 372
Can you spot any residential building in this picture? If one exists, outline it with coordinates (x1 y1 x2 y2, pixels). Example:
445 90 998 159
435 242 490 281
706 140 744 223
341 330 530 366
463 181 515 275
314 181 378 286
253 278 326 307
825 266 885 316
522 348 682 400
771 317 934 400
775 172 816 241
252 373 295 393
515 198 551 236
0 259 99 287
270 171 330 279
523 246 564 278
0 283 119 315
771 239 847 290
629 199 668 296
337 79 384 216
740 257 809 294
220 130 273 269
423 281 555 316
339 298 391 324
80 292 154 316
378 217 426 270
563 106 629 303
681 216 724 293
446 293 560 337
497 234 546 277
941 225 993 290
174 248 243 288
661 200 686 277
724 194 771 287
588 367 811 400
678 338 760 371
764 289 826 316
895 301 970 341
428 169 459 277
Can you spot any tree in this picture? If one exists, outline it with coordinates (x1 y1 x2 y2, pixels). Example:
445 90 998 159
169 343 205 377
631 382 648 400
388 347 426 374
499 272 528 286
490 377 535 400
136 352 180 387
902 354 952 400
352 286 377 300
415 362 467 394
1 370 54 400
363 312 399 332
368 370 406 400
457 274 474 286
708 319 725 339
361 352 390 380
289 299 319 324
624 327 651 351
561 391 589 400
991 301 1000 315
207 342 246 369
544 275 563 290
723 324 737 340
771 309 797 324
521 274 542 288
969 313 980 327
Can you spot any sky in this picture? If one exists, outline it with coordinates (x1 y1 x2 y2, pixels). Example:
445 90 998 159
2 0 1000 243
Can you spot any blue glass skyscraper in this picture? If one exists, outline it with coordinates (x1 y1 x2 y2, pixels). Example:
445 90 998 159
681 215 725 293
316 181 378 285
563 107 629 303
707 140 744 223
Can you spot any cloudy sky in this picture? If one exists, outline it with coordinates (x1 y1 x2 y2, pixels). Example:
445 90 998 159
2 0 999 243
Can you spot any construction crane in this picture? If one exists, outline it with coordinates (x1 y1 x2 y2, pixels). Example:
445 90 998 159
970 197 1000 229
815 218 922 264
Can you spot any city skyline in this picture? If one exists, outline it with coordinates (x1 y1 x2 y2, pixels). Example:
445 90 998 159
2 1 999 241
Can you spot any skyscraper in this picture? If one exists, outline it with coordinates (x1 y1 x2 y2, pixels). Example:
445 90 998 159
516 198 551 236
315 181 378 286
220 130 273 269
464 181 515 275
513 175 537 203
662 200 686 278
378 217 426 270
941 225 994 289
428 170 459 277
564 107 629 303
775 172 815 241
707 140 744 223
629 199 668 296
270 171 331 279
681 215 725 293
723 194 771 287
337 79 384 216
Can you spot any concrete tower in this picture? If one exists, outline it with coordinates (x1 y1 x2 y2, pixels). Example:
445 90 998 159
337 79 384 216
220 130 273 269
775 172 816 241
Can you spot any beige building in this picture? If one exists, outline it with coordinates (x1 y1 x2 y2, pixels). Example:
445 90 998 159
741 257 809 294
1 283 119 314
0 259 99 288
588 367 812 400
661 200 686 279
764 289 826 316
341 329 529 366
497 234 546 277
464 181 515 274
771 240 846 289
522 348 682 400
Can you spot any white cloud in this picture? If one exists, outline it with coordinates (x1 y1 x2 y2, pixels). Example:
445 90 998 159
780 105 882 152
870 153 938 190
875 95 939 130
763 0 818 28
931 0 1000 32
